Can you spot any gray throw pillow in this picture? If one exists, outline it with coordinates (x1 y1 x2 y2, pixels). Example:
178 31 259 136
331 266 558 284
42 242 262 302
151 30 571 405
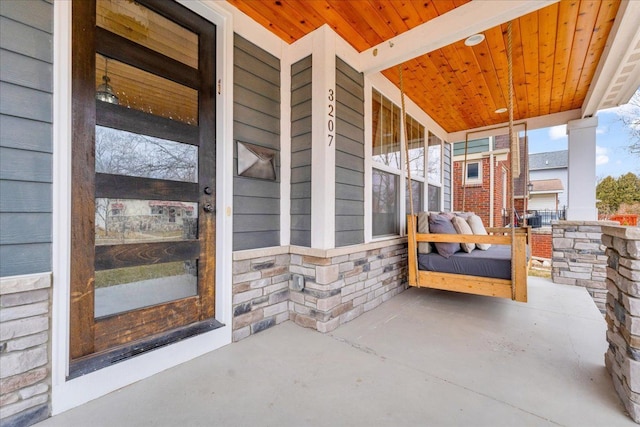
428 214 460 259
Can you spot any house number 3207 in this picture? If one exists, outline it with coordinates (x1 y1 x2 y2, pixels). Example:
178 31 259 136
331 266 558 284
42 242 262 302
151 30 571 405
328 89 335 146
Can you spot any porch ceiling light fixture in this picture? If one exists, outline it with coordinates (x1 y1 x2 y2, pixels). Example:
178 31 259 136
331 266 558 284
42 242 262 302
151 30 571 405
495 107 508 114
96 59 119 105
464 33 485 47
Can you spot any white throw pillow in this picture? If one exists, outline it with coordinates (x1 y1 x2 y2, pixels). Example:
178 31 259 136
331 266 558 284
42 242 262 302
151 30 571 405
451 216 475 253
417 212 431 254
467 214 491 250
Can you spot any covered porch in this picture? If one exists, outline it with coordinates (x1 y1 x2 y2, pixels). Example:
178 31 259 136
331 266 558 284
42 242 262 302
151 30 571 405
36 277 634 426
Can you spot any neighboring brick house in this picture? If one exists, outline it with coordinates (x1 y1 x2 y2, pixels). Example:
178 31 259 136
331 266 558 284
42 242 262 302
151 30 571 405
452 134 527 227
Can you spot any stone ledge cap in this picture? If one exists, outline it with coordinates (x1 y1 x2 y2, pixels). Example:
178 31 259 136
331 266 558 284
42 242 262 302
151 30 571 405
552 220 619 226
602 225 640 241
0 272 52 295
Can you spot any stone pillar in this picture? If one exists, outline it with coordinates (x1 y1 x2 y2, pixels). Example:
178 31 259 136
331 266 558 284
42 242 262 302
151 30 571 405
552 220 615 312
566 117 598 221
603 225 640 423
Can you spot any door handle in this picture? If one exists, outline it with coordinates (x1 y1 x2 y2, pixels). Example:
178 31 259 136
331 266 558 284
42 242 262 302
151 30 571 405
203 203 215 213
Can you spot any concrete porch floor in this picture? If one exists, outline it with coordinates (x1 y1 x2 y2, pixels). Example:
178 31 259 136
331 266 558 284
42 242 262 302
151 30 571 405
39 277 635 426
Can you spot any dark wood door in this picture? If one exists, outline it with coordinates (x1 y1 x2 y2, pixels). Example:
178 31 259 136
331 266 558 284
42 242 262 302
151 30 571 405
70 0 216 370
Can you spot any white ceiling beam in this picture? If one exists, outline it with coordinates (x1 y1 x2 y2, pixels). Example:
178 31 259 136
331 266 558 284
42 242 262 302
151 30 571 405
360 0 559 75
582 0 640 116
446 109 582 142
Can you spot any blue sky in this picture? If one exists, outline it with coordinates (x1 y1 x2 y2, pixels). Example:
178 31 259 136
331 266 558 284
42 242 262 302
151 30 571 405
527 107 639 180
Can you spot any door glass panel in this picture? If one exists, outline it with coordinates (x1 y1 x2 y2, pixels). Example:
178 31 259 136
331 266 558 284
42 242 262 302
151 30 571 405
96 54 198 124
94 260 198 318
95 198 198 245
96 0 198 68
96 126 198 182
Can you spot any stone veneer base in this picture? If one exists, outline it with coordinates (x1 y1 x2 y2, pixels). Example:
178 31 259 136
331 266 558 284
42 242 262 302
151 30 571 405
231 238 407 340
0 273 52 426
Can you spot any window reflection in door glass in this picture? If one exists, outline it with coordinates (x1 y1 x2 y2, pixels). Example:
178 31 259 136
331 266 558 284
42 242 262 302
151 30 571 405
95 126 198 182
95 198 198 245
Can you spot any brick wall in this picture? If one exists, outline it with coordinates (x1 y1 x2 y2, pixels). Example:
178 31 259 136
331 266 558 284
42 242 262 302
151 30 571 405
602 225 640 423
531 228 552 259
453 157 511 227
0 273 51 427
231 239 407 340
453 158 491 225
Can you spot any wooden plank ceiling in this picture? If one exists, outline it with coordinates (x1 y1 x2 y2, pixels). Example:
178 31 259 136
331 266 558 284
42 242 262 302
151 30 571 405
228 0 621 134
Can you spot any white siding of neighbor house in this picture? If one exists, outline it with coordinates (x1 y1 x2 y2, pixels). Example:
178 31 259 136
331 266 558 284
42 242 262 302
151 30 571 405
530 168 568 208
529 193 558 211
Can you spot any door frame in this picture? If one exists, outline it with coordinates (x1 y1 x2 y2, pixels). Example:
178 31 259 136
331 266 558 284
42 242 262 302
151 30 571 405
51 0 234 414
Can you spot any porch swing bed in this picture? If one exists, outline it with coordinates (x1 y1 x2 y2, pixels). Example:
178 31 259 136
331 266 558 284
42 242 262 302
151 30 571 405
406 216 529 302
400 20 529 302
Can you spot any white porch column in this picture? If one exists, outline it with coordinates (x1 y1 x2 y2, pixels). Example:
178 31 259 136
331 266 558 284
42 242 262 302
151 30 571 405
566 117 598 220
310 26 336 249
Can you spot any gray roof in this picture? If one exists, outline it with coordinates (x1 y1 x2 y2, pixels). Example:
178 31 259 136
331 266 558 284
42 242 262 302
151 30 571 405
529 150 568 170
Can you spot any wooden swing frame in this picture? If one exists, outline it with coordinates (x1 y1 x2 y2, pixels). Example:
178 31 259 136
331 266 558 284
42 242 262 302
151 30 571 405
403 22 529 302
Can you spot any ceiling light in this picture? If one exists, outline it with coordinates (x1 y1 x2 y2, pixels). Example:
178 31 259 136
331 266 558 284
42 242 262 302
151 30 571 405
464 33 485 47
495 107 508 114
96 58 119 105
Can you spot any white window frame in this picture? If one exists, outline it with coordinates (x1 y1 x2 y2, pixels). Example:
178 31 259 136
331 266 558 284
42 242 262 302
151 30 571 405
427 133 443 212
464 160 483 185
371 88 403 238
406 114 426 217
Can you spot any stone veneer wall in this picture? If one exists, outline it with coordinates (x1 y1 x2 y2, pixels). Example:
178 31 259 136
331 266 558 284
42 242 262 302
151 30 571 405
602 225 640 423
231 239 407 340
552 221 617 312
232 250 291 342
289 242 407 333
0 273 51 427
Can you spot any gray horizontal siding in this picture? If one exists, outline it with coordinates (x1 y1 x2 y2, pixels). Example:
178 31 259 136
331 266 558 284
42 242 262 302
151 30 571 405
0 181 52 212
232 34 281 251
335 58 364 247
290 56 312 247
444 143 452 212
0 1 53 277
0 243 51 277
452 138 491 156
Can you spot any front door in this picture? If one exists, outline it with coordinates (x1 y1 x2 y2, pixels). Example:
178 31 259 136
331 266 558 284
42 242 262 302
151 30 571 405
70 0 217 374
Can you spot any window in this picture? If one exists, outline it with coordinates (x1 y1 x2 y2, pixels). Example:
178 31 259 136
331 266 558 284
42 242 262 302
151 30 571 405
372 89 401 168
465 161 482 185
372 169 399 236
372 90 402 237
427 132 442 211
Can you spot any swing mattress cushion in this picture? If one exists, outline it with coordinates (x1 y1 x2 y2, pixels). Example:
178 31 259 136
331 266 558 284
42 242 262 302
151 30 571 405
417 244 513 280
